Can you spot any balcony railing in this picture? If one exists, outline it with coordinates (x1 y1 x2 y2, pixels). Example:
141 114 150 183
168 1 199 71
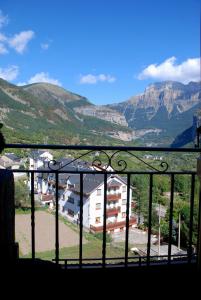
106 206 121 216
0 143 201 272
90 217 137 233
107 193 121 202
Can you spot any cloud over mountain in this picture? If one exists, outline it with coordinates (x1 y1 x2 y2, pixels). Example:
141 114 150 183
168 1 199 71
138 57 200 83
18 72 62 86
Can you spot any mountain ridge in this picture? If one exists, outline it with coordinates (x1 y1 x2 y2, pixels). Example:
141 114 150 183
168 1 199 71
0 78 133 145
0 78 200 146
107 81 200 146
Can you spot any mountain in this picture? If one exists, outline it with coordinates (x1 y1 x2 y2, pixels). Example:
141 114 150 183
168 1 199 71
0 79 133 145
171 109 201 147
108 81 201 146
0 78 200 146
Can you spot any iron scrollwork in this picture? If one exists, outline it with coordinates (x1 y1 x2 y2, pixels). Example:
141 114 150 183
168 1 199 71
48 149 169 173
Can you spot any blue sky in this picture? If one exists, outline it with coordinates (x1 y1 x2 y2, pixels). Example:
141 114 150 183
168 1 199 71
0 0 200 104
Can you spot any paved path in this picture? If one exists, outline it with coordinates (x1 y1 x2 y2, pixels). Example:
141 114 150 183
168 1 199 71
15 211 87 255
112 228 157 245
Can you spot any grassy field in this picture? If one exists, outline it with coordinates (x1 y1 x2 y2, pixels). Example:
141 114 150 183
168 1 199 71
16 209 136 263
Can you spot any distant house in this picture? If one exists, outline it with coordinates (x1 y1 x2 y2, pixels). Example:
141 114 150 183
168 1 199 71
29 150 53 170
0 153 22 169
41 194 54 209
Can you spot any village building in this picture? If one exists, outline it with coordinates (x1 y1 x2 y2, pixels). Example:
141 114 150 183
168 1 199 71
35 158 136 233
29 150 53 170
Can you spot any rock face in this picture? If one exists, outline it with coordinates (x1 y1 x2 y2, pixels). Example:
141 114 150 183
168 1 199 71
74 105 128 127
171 109 201 147
108 81 201 145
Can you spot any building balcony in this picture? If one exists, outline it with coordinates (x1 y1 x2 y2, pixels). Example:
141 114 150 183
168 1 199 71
107 193 121 202
106 206 121 216
90 217 137 233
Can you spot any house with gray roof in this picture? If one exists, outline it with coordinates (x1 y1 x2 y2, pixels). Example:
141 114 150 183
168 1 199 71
59 173 136 233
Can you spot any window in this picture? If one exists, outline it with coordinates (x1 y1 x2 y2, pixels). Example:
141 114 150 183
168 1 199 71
97 189 101 196
77 200 80 207
122 199 127 205
68 196 74 204
122 186 126 192
122 212 126 218
96 203 101 210
95 217 101 224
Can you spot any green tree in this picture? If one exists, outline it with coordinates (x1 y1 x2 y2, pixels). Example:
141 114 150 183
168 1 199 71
15 179 30 208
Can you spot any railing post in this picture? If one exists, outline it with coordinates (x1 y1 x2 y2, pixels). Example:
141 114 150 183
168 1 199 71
0 169 19 263
196 155 201 271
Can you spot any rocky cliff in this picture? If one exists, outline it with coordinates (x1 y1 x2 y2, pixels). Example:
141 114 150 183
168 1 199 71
74 105 128 127
171 109 201 147
108 81 201 145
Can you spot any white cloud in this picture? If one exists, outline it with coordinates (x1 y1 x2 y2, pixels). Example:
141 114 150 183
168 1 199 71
0 33 7 42
0 65 19 81
0 10 34 55
0 10 9 28
18 72 62 86
138 57 200 83
80 73 116 84
0 43 8 54
8 30 35 54
41 43 50 50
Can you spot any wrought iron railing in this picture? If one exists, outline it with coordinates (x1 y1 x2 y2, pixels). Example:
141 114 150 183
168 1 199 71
2 143 201 270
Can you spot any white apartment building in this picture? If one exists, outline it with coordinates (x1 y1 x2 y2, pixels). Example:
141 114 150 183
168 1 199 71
58 173 136 233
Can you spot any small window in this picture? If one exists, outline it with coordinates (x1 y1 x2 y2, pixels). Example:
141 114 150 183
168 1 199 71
97 189 101 196
96 203 101 210
77 200 80 207
122 212 126 218
95 217 101 224
122 186 126 192
122 199 127 205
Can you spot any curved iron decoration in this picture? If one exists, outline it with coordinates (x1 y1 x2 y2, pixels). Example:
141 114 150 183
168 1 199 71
48 149 169 172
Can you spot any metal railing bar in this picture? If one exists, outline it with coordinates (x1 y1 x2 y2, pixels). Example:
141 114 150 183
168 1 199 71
30 172 35 260
55 171 59 264
168 174 174 264
197 187 201 270
4 143 201 153
188 173 195 263
147 173 153 266
125 174 131 267
102 173 107 267
11 169 197 175
53 253 190 263
79 173 83 268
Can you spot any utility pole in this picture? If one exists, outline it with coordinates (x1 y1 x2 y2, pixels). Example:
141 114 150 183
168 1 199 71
178 212 181 250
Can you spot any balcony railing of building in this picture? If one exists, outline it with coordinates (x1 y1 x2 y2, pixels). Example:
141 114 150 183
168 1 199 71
0 142 201 273
107 193 121 201
106 206 121 217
